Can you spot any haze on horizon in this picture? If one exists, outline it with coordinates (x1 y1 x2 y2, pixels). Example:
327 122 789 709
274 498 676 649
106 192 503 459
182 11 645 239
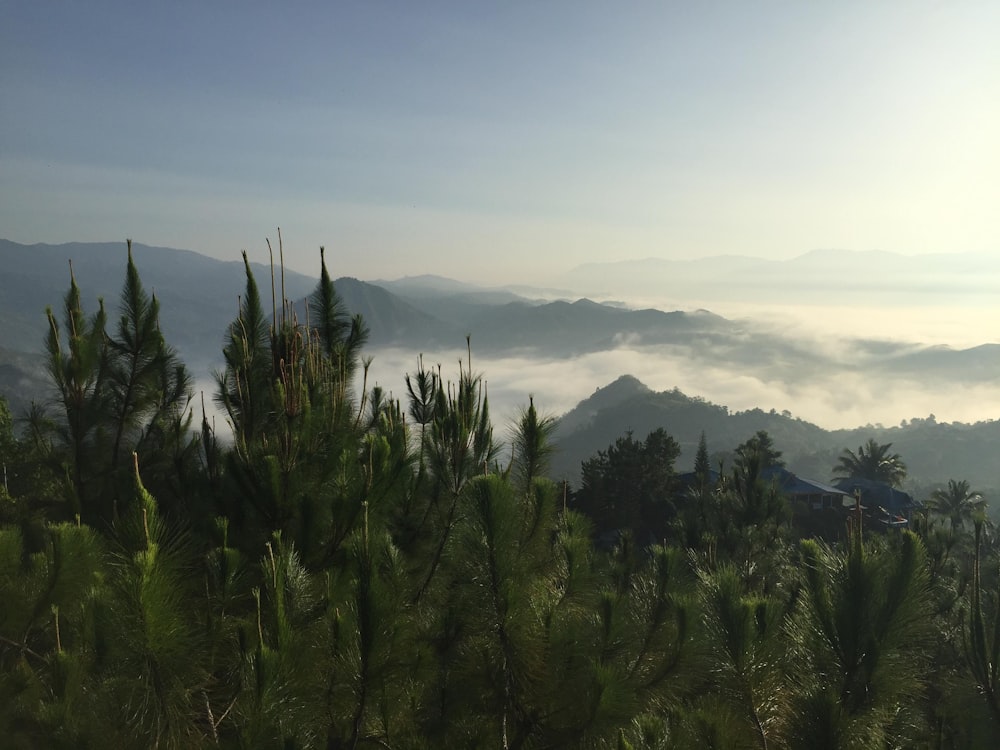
2 1 998 285
3 2 999 431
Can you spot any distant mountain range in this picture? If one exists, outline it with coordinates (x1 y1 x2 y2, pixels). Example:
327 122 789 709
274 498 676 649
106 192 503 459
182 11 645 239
0 240 317 366
1 238 998 501
4 241 995 392
0 239 739 362
561 248 1000 304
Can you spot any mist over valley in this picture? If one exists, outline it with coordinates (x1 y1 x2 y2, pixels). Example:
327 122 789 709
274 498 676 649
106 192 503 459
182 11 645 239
2 238 997 498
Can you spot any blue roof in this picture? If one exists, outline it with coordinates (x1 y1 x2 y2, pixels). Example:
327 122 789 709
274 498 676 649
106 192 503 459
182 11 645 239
761 466 852 499
833 477 915 511
676 469 721 487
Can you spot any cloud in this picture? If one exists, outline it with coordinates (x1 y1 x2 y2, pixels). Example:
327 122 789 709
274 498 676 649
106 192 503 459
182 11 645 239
191 294 1000 445
363 338 1000 436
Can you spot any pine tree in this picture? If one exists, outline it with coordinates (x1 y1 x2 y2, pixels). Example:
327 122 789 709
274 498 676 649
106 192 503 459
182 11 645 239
215 242 379 567
787 530 933 747
44 262 109 525
94 455 210 747
508 395 557 497
690 564 790 749
0 519 104 746
693 432 711 484
43 244 195 529
412 341 499 601
216 251 274 451
105 240 194 521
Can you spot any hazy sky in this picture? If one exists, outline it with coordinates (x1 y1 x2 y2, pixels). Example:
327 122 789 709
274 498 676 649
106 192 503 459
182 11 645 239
2 1 998 283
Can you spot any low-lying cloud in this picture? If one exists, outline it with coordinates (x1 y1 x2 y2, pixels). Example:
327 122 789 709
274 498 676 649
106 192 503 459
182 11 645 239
188 295 1000 445
364 336 1000 436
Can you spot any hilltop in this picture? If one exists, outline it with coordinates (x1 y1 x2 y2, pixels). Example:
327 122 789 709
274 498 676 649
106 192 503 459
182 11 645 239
552 375 1000 503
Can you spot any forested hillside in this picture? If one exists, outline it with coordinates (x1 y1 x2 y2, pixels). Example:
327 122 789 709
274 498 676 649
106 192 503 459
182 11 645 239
552 376 1000 510
2 247 1000 748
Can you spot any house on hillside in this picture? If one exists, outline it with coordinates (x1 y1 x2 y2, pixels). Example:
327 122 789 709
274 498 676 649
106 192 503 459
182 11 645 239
671 466 913 540
756 466 854 539
762 467 854 511
833 477 916 530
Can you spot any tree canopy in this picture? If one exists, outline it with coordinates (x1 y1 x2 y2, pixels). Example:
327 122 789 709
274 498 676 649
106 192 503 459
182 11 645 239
833 438 907 486
0 244 997 748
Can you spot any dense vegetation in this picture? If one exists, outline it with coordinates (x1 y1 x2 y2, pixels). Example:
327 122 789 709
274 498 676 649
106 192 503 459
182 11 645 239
2 245 1000 749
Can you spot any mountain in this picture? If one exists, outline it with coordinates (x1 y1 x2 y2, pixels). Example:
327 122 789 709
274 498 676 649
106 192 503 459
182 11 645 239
0 240 317 368
551 376 1000 504
373 274 495 297
0 239 468 362
0 239 747 363
0 347 45 417
2 239 998 453
878 344 1000 382
313 277 449 347
555 375 652 435
373 275 552 329
375 274 567 303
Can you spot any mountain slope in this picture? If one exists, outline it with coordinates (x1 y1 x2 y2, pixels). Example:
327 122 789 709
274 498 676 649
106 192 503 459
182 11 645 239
551 376 1000 499
0 239 318 366
0 239 457 362
313 277 453 347
3 239 997 455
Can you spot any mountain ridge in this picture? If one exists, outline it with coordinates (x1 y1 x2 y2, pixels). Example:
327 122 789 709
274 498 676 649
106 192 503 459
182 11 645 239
551 374 1000 499
2 238 997 446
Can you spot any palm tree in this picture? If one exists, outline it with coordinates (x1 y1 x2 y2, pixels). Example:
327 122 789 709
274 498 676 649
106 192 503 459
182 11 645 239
833 439 907 487
925 479 985 532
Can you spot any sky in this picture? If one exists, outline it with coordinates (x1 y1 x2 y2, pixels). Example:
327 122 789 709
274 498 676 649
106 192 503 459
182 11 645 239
2 0 999 284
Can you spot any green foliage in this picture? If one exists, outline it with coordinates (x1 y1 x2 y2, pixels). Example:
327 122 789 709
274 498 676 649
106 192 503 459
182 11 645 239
310 245 368 384
788 530 933 747
834 438 907 487
216 251 273 449
41 243 196 530
96 457 209 746
509 395 558 495
44 264 109 523
693 564 789 748
575 428 681 543
926 479 986 532
2 241 997 747
967 518 1000 729
0 395 14 469
693 431 711 483
736 429 784 468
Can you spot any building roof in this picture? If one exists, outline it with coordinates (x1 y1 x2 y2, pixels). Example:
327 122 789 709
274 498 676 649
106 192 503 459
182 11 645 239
833 477 915 511
761 466 853 500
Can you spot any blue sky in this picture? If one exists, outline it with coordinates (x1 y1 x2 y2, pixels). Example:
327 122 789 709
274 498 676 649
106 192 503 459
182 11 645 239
2 0 998 282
